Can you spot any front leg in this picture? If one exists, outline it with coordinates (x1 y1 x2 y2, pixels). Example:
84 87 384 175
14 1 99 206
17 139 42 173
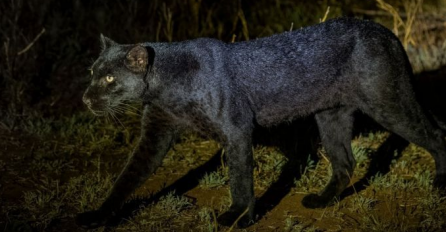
217 130 255 228
76 106 176 229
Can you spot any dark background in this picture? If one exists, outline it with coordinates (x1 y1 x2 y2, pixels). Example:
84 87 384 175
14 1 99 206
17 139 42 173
1 0 446 231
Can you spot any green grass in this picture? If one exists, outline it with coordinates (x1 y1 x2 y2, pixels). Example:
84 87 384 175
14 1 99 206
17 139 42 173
19 173 115 230
294 155 329 194
199 169 228 189
2 0 446 231
254 146 288 191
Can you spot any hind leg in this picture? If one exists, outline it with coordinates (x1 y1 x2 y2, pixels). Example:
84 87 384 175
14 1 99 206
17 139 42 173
363 100 446 188
302 107 356 208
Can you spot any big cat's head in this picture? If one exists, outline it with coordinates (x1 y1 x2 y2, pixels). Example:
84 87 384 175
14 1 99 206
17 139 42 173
82 35 152 116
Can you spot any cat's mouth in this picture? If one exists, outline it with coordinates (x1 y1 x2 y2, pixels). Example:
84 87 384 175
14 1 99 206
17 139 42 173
87 101 127 118
85 98 140 119
83 97 117 117
87 106 107 117
84 100 110 116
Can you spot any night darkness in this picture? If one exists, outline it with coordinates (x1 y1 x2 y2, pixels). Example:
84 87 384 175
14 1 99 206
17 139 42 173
1 0 446 231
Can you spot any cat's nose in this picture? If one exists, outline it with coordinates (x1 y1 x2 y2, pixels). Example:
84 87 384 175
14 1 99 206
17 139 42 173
82 95 92 107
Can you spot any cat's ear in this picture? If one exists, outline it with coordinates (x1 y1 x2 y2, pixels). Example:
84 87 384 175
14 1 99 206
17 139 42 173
125 45 150 73
100 34 117 50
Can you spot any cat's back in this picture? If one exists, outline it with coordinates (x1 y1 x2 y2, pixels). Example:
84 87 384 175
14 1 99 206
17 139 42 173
222 18 407 125
247 17 395 45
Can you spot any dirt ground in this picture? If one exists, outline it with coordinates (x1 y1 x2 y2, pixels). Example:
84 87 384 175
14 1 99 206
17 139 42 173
2 0 446 231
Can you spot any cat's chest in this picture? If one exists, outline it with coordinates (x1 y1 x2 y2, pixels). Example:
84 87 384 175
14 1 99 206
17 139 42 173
157 100 223 139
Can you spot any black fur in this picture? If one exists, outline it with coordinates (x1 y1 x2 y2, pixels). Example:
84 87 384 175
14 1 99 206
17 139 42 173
78 18 446 228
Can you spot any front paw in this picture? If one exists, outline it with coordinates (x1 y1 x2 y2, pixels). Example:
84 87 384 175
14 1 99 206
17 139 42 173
301 193 337 209
217 208 253 228
75 210 110 229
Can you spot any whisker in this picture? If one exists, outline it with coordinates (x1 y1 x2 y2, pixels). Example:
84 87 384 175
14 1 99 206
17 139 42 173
89 109 106 117
106 109 118 126
117 102 141 112
105 113 110 124
108 108 126 129
125 111 141 117
111 106 126 114
118 108 141 117
121 99 143 108
112 103 142 116
122 98 142 103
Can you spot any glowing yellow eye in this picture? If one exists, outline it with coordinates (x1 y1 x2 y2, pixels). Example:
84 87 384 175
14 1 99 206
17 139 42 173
105 75 114 83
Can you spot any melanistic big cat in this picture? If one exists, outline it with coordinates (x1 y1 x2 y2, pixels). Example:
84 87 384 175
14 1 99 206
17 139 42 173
76 18 446 229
